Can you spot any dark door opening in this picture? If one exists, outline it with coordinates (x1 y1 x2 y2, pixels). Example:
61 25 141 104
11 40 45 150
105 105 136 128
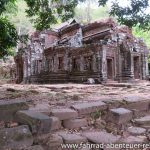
107 59 113 79
134 56 140 79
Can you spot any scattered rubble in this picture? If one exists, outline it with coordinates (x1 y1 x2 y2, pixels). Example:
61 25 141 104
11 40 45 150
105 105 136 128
0 82 149 149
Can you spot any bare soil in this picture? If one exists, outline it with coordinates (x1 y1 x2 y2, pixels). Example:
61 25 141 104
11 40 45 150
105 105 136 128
0 81 150 112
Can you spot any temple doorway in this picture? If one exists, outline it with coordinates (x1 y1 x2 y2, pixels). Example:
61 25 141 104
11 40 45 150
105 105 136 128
133 56 140 79
107 59 113 79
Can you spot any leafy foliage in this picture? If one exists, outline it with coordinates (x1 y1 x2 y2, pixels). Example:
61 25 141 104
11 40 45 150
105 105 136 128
7 0 34 35
24 0 85 30
1 0 150 59
0 0 18 58
133 26 150 48
98 0 150 30
0 0 16 15
75 5 109 24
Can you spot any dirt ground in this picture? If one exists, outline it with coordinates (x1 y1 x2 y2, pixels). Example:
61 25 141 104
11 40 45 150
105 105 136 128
0 80 150 113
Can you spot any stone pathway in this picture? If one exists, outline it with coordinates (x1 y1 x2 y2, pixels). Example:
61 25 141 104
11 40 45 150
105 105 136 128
0 94 149 150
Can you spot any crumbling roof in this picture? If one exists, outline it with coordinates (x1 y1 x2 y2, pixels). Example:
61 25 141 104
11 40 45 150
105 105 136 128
82 18 116 32
60 23 81 35
53 19 77 31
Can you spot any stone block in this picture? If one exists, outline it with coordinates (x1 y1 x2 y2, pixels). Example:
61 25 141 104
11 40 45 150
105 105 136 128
134 115 150 126
15 110 52 134
123 96 150 111
50 117 61 131
0 125 33 150
132 109 149 118
51 108 78 120
63 118 88 129
121 136 147 144
59 133 87 144
83 131 120 144
24 145 44 150
71 101 107 115
109 108 132 124
127 127 146 136
0 100 29 121
46 134 63 149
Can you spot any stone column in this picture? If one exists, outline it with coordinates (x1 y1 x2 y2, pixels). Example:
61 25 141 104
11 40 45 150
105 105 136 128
80 56 84 72
64 49 69 71
23 52 28 83
121 51 134 82
27 50 31 83
92 54 97 72
99 46 107 82
142 54 149 79
145 56 149 77
115 46 121 82
53 55 58 72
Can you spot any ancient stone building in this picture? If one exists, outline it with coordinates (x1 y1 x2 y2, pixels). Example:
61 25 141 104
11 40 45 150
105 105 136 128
15 18 149 84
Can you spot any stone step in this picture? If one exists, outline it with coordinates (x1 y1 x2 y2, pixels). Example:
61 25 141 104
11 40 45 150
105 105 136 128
0 125 33 150
71 101 107 116
108 108 133 124
44 134 63 150
106 79 118 84
134 115 150 126
63 118 88 129
15 110 52 134
132 109 150 118
25 145 44 150
83 131 121 144
127 127 146 136
123 96 150 111
51 108 78 120
0 100 29 121
50 116 62 131
121 136 148 144
104 83 132 88
59 133 87 144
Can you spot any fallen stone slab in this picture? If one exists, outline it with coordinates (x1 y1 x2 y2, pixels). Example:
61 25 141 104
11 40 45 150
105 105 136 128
104 83 132 88
59 133 87 144
0 125 33 150
132 109 150 118
109 108 133 124
127 127 146 136
50 117 62 131
0 100 29 121
123 96 150 111
51 108 78 120
15 110 52 134
83 131 120 144
71 101 107 115
63 118 88 129
80 147 91 150
25 145 44 150
134 115 150 126
46 134 63 150
121 136 147 144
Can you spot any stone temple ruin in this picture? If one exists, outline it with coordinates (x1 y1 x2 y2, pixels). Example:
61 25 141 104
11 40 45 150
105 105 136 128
15 18 149 84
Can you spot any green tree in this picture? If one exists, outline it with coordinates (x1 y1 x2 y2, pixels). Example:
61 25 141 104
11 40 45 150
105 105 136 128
1 0 150 59
98 0 150 30
133 26 150 48
0 0 18 59
7 0 34 35
75 5 109 24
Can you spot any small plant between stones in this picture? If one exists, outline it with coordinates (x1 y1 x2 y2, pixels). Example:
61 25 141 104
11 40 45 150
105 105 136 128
91 109 102 120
